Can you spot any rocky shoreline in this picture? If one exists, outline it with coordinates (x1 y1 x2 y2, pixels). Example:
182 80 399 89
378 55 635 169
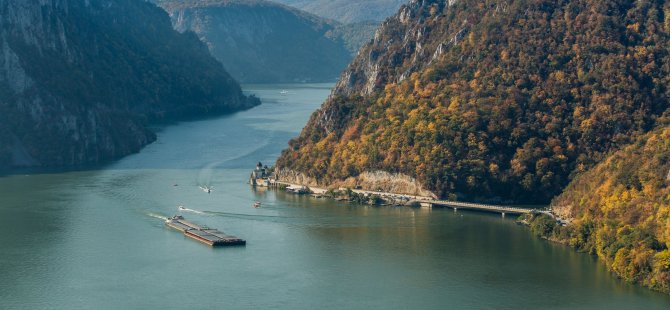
275 168 437 200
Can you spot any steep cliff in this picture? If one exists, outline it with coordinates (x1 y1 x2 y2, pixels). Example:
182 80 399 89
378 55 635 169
275 0 407 23
157 0 352 83
277 0 670 204
0 0 258 169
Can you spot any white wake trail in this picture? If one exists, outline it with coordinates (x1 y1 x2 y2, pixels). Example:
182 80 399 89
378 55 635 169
178 205 205 215
147 213 168 221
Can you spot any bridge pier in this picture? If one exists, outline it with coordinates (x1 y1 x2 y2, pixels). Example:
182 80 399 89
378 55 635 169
419 202 433 208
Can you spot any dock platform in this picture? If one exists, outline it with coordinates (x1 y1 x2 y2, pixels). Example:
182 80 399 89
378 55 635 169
165 216 246 247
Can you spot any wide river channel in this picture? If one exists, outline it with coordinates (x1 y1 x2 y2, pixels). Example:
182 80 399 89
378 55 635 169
1 84 669 309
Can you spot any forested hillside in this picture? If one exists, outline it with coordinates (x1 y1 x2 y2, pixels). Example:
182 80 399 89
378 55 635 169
326 21 381 56
0 0 258 169
278 0 670 204
274 0 407 23
525 122 670 293
156 0 352 83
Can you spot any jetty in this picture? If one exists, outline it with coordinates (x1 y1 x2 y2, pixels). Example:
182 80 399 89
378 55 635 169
165 216 246 247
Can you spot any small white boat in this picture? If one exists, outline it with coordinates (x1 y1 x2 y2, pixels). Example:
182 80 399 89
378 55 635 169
178 206 186 211
253 201 261 208
280 90 289 95
199 186 212 193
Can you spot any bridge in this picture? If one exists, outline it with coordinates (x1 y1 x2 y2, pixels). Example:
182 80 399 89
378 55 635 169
416 200 535 217
269 180 537 217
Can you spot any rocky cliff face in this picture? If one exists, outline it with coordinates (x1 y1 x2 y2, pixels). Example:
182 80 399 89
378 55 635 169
334 0 464 97
0 0 258 169
278 0 670 203
275 168 436 198
157 0 352 83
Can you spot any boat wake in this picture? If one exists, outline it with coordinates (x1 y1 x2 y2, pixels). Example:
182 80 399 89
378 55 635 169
205 210 286 221
147 212 168 221
178 205 205 215
203 210 357 228
196 160 222 192
194 130 276 189
198 186 213 194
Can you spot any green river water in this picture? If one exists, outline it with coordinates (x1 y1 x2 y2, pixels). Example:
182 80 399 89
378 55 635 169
0 84 669 309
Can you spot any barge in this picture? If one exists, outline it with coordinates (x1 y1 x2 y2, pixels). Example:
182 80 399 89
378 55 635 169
165 215 246 247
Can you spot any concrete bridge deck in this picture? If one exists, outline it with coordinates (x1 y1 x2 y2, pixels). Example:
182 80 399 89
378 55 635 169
271 181 537 216
418 200 534 215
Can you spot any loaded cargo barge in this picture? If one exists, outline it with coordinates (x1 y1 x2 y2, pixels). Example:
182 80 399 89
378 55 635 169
165 215 246 246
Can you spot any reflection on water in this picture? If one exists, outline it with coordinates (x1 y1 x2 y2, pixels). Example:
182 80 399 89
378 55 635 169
0 84 669 309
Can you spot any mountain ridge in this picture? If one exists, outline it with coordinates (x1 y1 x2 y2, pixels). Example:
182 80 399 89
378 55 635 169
277 0 670 293
0 0 258 169
156 0 354 83
278 0 670 203
274 0 407 23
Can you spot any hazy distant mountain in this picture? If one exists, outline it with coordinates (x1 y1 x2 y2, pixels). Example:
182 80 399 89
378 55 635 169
325 21 380 56
0 0 258 169
274 0 407 23
156 0 353 83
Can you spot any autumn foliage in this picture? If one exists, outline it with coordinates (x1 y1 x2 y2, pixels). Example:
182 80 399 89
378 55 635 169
278 0 670 204
525 125 670 293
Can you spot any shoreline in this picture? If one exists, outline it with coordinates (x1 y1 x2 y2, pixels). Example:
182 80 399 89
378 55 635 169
268 180 544 216
269 178 670 295
273 180 435 202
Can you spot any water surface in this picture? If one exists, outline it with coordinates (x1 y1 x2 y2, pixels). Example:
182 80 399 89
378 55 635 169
0 83 669 309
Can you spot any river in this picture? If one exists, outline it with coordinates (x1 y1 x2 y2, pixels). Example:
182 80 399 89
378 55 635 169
0 83 669 309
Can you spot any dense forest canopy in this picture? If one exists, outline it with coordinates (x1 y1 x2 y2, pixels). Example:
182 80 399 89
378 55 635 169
525 122 670 293
278 0 670 204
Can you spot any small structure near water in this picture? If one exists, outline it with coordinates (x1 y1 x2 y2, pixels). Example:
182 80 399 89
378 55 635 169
249 162 275 187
